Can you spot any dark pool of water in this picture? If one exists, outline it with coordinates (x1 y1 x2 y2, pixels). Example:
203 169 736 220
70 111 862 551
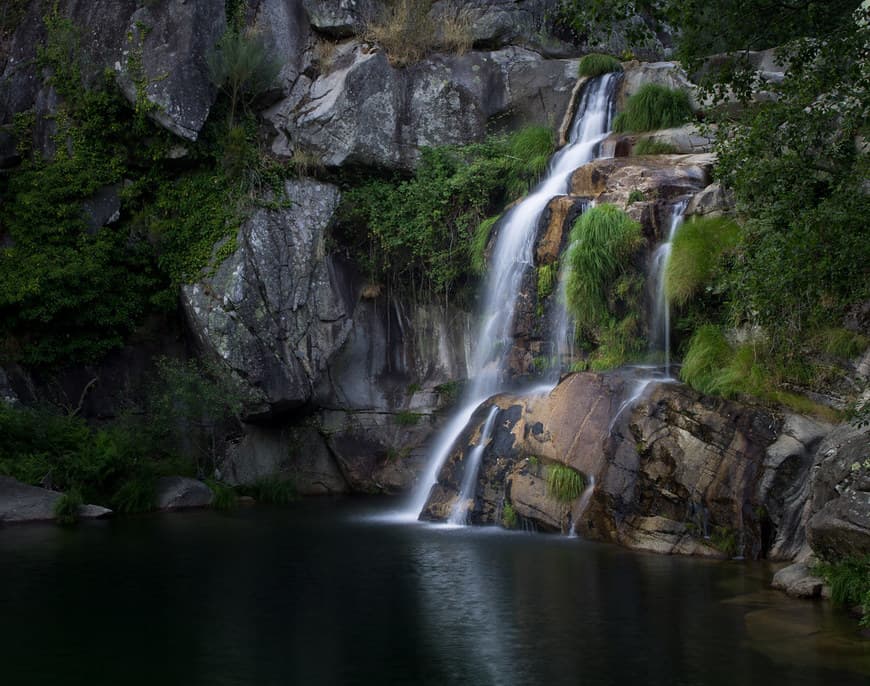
1 498 868 686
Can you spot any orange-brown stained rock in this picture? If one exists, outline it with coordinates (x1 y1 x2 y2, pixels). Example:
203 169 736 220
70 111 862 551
535 196 575 265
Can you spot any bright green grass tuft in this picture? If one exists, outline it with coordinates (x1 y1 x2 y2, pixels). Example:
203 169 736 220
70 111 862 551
565 204 644 331
818 327 869 359
546 464 585 502
502 501 518 529
679 325 735 396
613 84 693 133
666 216 742 307
577 53 623 78
632 138 679 155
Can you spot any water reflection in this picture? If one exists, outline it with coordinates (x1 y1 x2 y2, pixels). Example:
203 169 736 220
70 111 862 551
0 502 867 685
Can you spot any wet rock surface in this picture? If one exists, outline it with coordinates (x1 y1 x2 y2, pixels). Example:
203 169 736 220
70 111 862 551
154 477 214 510
0 477 112 523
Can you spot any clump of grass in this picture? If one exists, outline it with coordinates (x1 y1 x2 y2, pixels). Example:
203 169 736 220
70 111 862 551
666 216 742 307
537 262 558 300
626 188 645 205
679 325 735 396
54 488 83 526
250 477 297 505
508 125 554 181
471 215 499 275
565 204 644 331
613 84 693 133
814 556 870 626
818 328 869 359
632 138 679 155
502 500 518 529
395 410 421 426
437 3 474 55
577 53 623 78
206 480 238 510
546 464 585 502
710 525 739 557
111 473 157 514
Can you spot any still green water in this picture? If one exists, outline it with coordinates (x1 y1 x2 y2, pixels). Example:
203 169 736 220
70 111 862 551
0 498 867 685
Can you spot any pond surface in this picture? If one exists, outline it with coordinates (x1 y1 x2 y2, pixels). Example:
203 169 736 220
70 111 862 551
1 498 868 685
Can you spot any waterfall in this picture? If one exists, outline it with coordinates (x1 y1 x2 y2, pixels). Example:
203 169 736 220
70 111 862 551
649 199 688 378
400 73 620 522
447 406 500 525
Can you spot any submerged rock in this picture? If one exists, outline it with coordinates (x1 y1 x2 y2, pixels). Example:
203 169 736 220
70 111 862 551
0 477 112 523
771 561 825 599
154 477 214 510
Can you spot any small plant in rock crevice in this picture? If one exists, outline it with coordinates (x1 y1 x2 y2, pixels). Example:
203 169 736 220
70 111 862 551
546 463 585 502
613 84 693 133
577 53 623 78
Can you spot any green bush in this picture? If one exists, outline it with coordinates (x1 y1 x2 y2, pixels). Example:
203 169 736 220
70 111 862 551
577 53 623 78
613 84 693 133
679 325 734 396
111 473 157 514
546 464 585 502
339 127 555 299
565 204 644 332
632 138 679 155
54 488 83 526
818 328 869 360
666 216 742 307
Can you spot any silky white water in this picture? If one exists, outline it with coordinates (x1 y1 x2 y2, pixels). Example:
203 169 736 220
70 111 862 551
399 73 620 522
447 406 500 524
649 199 688 377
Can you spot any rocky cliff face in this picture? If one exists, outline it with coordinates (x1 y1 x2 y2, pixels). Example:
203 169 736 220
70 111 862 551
420 372 868 563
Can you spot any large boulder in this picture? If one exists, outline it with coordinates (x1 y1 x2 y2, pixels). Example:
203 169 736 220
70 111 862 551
303 0 374 37
0 477 111 523
271 43 579 169
116 0 226 141
618 61 700 111
154 477 214 510
182 179 354 417
807 424 870 559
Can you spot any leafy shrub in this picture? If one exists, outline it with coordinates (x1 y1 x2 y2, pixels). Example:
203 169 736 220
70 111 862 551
546 464 585 502
565 204 644 333
207 29 281 125
577 53 623 78
54 488 83 526
339 127 554 300
613 84 693 133
666 216 742 307
632 138 679 155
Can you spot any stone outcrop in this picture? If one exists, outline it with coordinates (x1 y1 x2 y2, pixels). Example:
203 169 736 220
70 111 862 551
618 61 700 111
0 477 112 523
270 43 579 169
154 477 214 510
303 0 373 37
182 179 354 417
807 424 870 559
116 1 226 141
771 560 826 599
685 181 735 217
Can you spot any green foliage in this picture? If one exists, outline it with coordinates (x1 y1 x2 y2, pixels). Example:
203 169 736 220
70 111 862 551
815 555 870 625
395 411 422 426
666 217 742 307
502 501 518 529
679 325 740 396
339 127 554 299
248 477 297 505
147 357 247 476
626 189 645 205
577 53 623 78
710 525 738 557
471 216 499 275
435 380 462 404
565 204 644 334
632 138 678 155
207 479 238 510
537 263 558 301
546 463 585 502
111 473 157 514
613 84 693 133
818 328 870 360
207 28 281 125
54 488 83 526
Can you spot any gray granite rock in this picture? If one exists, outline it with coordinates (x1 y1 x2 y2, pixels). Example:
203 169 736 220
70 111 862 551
154 477 214 510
